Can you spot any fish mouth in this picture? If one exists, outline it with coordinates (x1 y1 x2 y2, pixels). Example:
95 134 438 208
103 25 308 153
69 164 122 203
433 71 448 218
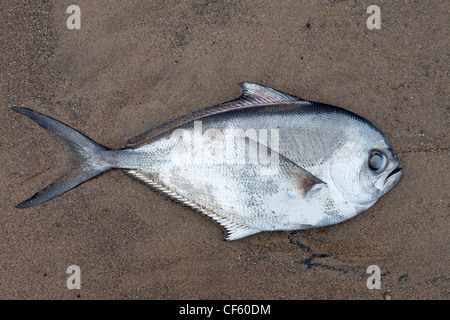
383 167 403 193
385 167 403 182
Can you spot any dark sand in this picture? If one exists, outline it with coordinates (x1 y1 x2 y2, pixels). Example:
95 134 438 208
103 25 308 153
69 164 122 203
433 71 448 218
0 1 448 299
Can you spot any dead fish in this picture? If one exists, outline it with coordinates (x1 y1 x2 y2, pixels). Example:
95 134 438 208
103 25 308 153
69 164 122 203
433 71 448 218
11 83 403 240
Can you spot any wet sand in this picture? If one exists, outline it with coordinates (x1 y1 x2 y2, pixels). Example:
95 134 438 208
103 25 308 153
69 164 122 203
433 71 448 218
0 1 448 299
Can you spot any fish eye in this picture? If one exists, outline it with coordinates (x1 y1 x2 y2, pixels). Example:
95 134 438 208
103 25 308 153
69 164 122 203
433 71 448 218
368 150 387 173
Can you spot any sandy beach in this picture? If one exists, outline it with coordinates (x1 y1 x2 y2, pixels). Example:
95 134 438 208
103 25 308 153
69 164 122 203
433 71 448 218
0 0 448 299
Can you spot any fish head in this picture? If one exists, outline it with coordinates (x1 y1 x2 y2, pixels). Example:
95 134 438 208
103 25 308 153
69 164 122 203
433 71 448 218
330 124 403 208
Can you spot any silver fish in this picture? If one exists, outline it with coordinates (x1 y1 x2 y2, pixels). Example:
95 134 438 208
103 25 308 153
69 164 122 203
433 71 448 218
12 83 403 240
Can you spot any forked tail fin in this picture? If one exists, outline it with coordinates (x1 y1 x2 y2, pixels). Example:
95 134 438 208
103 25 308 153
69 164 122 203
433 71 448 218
11 107 112 208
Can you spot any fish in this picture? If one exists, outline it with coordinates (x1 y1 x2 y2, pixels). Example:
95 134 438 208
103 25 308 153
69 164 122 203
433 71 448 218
11 83 403 240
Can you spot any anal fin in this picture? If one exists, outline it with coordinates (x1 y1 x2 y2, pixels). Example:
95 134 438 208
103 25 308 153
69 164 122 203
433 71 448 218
222 224 260 241
125 169 262 241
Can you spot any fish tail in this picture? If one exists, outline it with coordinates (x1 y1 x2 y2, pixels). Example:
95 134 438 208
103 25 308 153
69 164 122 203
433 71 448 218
12 107 113 208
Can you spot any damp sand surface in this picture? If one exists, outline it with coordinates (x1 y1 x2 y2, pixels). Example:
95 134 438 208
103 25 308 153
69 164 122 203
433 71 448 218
0 1 448 299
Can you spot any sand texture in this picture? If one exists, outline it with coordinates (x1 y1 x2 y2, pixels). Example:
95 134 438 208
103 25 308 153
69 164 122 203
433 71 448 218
0 1 448 299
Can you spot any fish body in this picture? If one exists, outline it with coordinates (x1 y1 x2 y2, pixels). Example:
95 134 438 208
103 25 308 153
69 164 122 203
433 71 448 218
12 83 403 240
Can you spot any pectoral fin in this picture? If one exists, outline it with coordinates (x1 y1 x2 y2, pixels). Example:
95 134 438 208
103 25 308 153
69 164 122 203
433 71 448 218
277 151 325 197
251 137 325 197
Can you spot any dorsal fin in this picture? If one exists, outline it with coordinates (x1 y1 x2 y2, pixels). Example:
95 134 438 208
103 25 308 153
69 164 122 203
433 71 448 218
235 82 301 106
123 83 303 149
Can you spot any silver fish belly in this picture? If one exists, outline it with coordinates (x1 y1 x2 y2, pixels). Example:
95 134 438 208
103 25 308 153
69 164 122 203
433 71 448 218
12 83 403 240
